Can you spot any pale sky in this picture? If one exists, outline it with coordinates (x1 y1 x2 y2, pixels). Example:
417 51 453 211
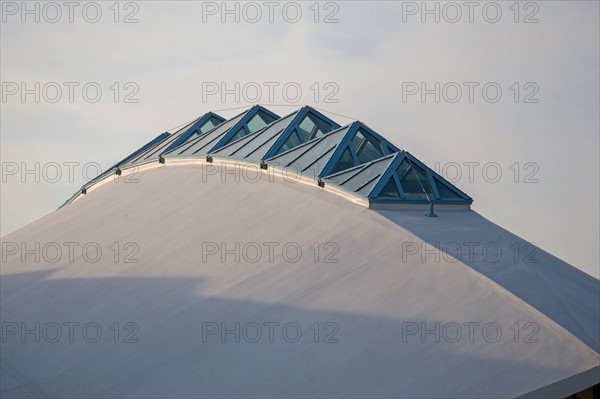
1 1 598 278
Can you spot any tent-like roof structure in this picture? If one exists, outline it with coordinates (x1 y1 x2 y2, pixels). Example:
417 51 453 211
61 112 226 205
211 106 340 162
124 111 225 166
65 107 471 208
164 105 279 159
323 151 472 206
10 106 597 398
265 121 400 179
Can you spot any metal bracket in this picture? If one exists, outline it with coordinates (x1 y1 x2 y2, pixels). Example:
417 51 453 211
426 203 438 217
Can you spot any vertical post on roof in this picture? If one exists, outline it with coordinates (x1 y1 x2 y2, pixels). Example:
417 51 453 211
403 150 438 218
426 203 438 218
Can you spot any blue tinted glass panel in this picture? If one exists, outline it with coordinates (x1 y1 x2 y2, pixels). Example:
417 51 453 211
330 148 356 174
435 178 462 199
277 130 303 154
352 130 384 164
297 113 332 142
397 160 433 199
379 177 401 198
181 130 200 144
200 119 217 133
230 127 248 142
247 111 276 133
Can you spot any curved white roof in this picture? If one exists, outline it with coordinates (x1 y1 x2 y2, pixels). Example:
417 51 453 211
1 162 598 398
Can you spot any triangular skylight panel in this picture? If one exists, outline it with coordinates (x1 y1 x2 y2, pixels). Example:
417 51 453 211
322 154 396 198
320 151 471 206
434 176 464 199
80 131 171 193
296 112 333 142
166 106 279 158
124 112 225 166
352 130 386 163
265 121 400 181
320 152 472 205
379 177 402 198
172 114 225 147
396 158 434 199
62 107 471 210
265 125 350 181
279 130 302 153
330 147 356 175
211 107 340 163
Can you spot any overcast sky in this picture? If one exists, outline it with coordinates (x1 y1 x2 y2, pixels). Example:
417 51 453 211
1 1 598 278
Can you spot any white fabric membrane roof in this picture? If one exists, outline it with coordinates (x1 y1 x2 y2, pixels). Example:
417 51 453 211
2 107 598 398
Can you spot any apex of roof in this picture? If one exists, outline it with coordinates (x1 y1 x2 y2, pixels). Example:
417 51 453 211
61 106 472 209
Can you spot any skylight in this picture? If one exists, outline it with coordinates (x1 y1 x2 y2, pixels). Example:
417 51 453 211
63 106 472 209
352 129 385 164
271 110 339 157
297 112 332 142
247 111 277 134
